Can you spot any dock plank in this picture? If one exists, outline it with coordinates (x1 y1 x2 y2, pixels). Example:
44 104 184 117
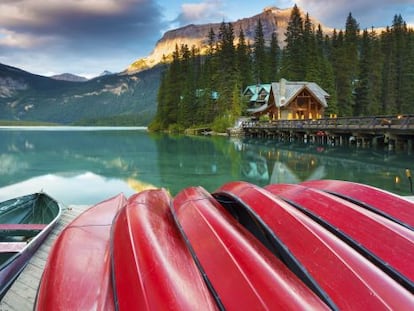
0 205 89 311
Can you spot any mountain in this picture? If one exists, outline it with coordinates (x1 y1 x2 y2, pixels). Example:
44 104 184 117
0 63 163 124
99 70 113 77
50 73 88 82
1 6 328 125
127 6 331 73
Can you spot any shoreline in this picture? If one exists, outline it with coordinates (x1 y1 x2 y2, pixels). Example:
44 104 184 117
0 125 148 131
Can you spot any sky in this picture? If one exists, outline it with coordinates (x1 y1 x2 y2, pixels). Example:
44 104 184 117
0 0 413 79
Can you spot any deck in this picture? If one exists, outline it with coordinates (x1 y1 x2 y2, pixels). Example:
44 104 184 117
0 205 89 311
241 115 414 150
1 195 414 310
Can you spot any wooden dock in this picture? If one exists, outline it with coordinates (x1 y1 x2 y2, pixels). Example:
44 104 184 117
0 204 90 311
241 115 414 151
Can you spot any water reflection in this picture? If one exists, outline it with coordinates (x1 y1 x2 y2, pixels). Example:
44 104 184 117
0 172 136 205
0 128 412 205
237 138 413 196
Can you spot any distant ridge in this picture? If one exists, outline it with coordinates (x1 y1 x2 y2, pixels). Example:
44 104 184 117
99 70 113 77
0 62 162 124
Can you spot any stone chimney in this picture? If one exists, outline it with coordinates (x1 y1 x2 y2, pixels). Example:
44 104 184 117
278 78 287 107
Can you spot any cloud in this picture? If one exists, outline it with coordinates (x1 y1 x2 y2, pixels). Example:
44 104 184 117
0 0 163 49
296 0 414 29
0 0 165 75
174 0 225 26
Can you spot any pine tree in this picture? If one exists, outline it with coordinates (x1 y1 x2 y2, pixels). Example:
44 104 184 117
400 28 414 113
281 4 305 80
303 13 319 82
216 22 237 114
268 32 281 81
317 25 338 116
381 26 398 114
253 19 268 83
355 28 382 115
344 13 360 115
202 28 219 123
354 30 372 115
236 27 253 89
150 67 168 130
331 13 360 116
167 45 182 125
391 14 414 114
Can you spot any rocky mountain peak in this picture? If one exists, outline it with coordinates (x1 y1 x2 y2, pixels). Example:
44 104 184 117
127 6 330 73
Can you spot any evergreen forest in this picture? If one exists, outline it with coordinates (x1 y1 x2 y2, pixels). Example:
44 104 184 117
150 5 414 132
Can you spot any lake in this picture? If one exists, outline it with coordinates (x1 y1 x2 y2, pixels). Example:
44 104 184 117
0 126 413 206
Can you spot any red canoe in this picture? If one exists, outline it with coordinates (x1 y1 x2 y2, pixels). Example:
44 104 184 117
300 179 414 230
172 186 330 310
35 180 414 310
35 193 127 311
214 181 414 310
265 183 414 290
111 188 218 311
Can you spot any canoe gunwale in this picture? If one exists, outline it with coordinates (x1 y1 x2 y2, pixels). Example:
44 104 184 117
322 191 413 231
168 194 225 311
273 193 414 294
300 180 414 231
212 189 338 310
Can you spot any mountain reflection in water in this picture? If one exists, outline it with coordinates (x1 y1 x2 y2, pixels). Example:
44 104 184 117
0 128 413 205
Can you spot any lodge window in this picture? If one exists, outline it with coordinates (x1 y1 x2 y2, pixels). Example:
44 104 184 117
259 91 267 100
297 96 308 106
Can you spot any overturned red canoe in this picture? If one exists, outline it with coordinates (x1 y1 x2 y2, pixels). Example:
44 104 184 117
265 183 414 290
35 193 127 311
111 188 218 311
300 179 414 230
214 181 414 310
35 180 414 310
172 186 330 310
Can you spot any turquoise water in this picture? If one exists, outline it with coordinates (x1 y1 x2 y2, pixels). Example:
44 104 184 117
0 127 413 205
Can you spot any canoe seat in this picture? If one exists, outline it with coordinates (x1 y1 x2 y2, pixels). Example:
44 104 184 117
0 224 47 237
0 242 27 253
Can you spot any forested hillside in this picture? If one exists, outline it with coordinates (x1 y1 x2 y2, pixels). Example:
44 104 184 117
0 64 162 125
151 5 414 132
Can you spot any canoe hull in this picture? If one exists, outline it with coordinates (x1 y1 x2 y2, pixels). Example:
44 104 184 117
34 193 126 311
300 179 414 229
173 186 329 310
265 183 414 287
34 180 414 310
214 181 414 310
111 189 218 311
0 192 61 299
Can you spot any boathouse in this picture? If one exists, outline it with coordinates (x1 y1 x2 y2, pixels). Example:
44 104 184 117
247 79 329 120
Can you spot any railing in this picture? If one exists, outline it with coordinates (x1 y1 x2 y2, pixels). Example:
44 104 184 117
242 115 414 132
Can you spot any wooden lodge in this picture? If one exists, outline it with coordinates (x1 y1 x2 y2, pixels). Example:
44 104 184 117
243 79 329 120
240 81 414 151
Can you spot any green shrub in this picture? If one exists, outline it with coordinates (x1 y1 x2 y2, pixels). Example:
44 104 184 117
211 114 234 132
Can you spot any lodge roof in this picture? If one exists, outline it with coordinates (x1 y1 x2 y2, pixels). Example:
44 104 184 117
247 79 329 114
272 79 329 108
243 84 271 102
